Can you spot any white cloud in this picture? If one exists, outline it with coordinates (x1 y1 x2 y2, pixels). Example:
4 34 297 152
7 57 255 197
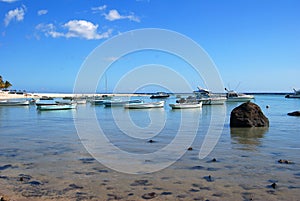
4 5 26 26
64 20 109 39
36 20 112 40
37 9 48 16
92 5 107 12
0 0 19 3
104 9 140 22
35 23 64 38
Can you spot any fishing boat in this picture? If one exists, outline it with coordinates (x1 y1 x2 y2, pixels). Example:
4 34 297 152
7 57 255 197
194 87 226 105
169 101 202 109
124 101 164 109
104 99 143 107
150 92 170 99
36 103 77 111
225 88 254 102
0 100 30 106
285 88 300 98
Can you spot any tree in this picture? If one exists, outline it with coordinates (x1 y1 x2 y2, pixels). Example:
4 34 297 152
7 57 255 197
4 81 12 89
0 75 12 89
0 76 4 89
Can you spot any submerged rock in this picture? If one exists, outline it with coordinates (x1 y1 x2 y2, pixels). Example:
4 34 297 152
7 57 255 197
230 102 269 127
278 159 294 164
287 111 300 116
142 192 157 199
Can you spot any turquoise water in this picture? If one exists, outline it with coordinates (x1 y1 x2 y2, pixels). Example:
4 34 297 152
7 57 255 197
0 95 299 200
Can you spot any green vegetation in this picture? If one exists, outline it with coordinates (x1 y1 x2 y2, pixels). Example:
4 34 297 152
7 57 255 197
0 75 12 89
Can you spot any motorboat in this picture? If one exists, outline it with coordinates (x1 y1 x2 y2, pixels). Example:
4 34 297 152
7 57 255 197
36 102 77 110
169 101 202 109
194 87 226 105
124 101 164 109
90 99 106 105
285 88 300 98
90 95 112 105
150 92 170 99
225 88 254 102
104 99 143 107
0 100 30 106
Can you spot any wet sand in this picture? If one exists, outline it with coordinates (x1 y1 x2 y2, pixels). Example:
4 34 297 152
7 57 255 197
1 146 299 201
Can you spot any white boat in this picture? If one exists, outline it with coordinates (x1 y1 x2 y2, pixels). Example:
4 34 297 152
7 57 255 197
36 103 77 111
225 88 254 102
0 100 30 106
194 87 226 105
124 101 164 109
104 99 143 107
285 88 300 98
169 101 202 109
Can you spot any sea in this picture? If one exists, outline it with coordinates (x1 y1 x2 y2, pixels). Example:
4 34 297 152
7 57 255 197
0 94 299 201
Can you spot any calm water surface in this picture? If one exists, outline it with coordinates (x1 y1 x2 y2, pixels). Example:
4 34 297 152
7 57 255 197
0 95 299 200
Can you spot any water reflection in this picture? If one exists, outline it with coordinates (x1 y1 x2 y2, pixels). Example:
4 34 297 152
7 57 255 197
230 127 269 149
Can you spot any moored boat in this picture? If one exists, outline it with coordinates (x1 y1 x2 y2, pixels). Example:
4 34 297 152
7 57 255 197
124 101 164 109
90 99 106 105
36 103 77 111
0 100 30 106
285 88 300 98
225 88 254 102
169 101 202 109
194 87 226 105
104 99 143 107
150 92 170 99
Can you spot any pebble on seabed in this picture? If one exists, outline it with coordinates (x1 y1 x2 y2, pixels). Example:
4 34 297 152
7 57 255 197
148 139 155 143
271 182 277 189
211 158 217 162
278 159 293 164
187 147 193 151
0 195 9 201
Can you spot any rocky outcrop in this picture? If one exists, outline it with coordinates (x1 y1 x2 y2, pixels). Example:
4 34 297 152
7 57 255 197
230 102 269 127
287 111 300 116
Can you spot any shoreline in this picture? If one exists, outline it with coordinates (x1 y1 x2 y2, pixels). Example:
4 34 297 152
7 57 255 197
0 92 149 100
0 92 292 100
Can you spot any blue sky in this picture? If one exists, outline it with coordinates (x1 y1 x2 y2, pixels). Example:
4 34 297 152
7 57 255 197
0 0 299 93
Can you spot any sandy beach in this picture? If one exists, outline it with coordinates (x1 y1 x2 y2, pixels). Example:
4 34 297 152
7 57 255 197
0 92 148 100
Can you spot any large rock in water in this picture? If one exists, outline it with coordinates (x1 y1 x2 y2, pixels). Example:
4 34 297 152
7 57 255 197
230 102 269 127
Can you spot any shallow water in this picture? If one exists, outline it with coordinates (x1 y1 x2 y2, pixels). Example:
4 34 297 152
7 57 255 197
0 95 299 200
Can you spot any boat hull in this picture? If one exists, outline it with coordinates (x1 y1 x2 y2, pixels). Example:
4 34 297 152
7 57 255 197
104 100 143 107
198 98 226 105
226 96 254 102
37 103 77 111
124 101 164 109
90 100 105 105
0 100 30 106
285 94 300 98
169 102 202 109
